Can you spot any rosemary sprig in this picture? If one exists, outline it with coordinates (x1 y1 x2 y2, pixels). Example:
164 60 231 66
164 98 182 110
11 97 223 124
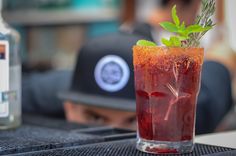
187 0 216 47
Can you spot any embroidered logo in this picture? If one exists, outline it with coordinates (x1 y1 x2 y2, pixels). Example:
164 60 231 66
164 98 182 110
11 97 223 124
94 55 130 92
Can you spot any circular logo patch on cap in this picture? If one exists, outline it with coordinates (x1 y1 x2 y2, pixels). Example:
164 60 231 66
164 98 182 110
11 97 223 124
94 55 130 92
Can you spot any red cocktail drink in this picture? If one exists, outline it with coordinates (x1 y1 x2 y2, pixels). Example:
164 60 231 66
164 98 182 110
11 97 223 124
133 46 204 154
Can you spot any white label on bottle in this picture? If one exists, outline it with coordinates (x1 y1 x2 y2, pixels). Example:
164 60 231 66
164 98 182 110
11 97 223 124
0 41 9 117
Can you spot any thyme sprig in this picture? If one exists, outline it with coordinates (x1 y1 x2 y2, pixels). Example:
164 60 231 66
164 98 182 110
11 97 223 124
187 0 216 47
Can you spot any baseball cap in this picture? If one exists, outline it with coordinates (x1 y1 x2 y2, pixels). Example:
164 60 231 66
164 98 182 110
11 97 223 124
59 32 144 112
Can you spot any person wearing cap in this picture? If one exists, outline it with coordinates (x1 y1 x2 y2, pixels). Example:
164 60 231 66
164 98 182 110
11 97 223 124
22 31 233 134
20 0 233 132
59 33 140 129
22 0 232 133
22 32 141 130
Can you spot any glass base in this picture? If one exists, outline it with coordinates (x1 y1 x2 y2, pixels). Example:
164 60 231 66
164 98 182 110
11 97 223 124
0 115 21 130
136 138 194 154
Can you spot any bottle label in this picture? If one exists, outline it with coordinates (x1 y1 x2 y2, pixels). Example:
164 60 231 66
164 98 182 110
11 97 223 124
0 41 9 117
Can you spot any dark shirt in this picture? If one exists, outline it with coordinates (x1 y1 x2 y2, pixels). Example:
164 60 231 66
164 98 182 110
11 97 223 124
197 61 232 134
22 70 72 118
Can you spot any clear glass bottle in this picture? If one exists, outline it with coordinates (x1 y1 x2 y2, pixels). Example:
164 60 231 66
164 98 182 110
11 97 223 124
0 0 21 129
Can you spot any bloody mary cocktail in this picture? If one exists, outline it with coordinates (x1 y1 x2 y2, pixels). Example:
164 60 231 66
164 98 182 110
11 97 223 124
133 46 204 153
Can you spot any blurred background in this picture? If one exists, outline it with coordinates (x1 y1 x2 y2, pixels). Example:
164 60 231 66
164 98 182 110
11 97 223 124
1 0 236 127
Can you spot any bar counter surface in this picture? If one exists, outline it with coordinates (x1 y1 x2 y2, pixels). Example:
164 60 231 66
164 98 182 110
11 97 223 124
0 115 235 156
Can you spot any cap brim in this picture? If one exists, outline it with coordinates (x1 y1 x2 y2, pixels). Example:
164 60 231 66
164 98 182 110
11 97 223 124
58 91 136 112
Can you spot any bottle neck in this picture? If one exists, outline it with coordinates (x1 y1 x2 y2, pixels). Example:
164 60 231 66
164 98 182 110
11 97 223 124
0 0 9 32
0 0 3 21
0 12 2 22
0 7 6 29
0 12 4 25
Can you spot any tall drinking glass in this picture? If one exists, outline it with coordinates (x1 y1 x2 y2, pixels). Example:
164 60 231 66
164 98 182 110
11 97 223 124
133 46 204 154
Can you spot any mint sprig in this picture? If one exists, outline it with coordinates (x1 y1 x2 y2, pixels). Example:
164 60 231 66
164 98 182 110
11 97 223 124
159 4 214 47
172 5 180 26
136 39 156 46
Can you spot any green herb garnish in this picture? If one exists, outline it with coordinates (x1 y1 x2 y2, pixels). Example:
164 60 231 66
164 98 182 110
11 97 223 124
187 0 216 47
136 40 157 46
160 0 215 47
